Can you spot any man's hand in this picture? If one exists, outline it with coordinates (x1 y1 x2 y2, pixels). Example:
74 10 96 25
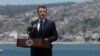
45 38 48 41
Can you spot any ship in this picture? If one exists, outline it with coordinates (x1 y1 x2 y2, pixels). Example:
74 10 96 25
0 49 3 53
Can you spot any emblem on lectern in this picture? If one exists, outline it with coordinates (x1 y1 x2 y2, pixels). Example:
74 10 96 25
26 39 33 46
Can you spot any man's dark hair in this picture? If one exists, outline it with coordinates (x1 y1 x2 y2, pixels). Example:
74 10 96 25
37 5 47 12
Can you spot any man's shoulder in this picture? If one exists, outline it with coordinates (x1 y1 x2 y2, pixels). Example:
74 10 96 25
31 19 38 24
47 19 55 24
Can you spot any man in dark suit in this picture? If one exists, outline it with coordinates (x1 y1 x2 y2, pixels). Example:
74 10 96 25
27 5 58 56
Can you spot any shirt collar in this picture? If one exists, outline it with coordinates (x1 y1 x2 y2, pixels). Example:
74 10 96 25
38 19 46 23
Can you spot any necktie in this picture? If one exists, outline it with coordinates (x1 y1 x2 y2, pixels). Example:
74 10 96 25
39 21 43 31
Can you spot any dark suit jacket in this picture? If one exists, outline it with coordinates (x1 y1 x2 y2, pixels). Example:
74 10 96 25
28 19 58 47
28 19 58 56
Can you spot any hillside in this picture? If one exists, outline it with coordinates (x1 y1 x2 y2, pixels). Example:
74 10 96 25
0 2 75 17
0 0 100 38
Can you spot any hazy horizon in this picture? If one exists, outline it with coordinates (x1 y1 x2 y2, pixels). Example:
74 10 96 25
0 0 87 5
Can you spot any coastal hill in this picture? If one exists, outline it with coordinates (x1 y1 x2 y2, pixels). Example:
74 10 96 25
0 2 75 17
0 0 100 42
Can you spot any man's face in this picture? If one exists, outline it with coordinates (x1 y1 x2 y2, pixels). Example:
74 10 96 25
38 8 47 20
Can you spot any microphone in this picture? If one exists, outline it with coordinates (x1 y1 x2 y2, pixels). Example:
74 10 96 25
27 26 34 35
27 23 34 34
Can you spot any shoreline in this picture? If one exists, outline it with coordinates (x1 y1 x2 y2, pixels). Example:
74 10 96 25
0 41 100 45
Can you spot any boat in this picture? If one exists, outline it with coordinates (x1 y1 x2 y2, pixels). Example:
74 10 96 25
0 49 3 53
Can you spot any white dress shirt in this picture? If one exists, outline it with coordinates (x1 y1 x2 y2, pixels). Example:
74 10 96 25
37 19 46 31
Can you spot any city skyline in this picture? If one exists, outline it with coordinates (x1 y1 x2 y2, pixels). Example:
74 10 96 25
0 0 87 5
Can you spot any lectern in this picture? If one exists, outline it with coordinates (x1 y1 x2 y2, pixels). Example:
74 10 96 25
17 38 51 48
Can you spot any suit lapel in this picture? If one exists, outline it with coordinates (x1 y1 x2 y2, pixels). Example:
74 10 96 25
34 19 48 32
43 19 48 30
